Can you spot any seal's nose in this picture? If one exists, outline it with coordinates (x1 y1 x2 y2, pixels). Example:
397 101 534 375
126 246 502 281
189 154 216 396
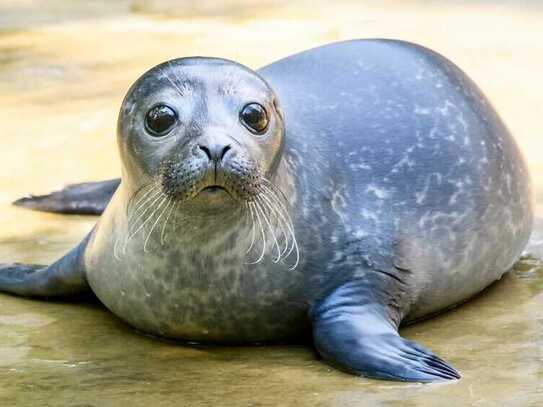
198 143 232 163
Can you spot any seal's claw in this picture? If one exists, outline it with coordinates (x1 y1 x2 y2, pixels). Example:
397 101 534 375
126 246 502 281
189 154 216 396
381 336 460 381
318 331 460 382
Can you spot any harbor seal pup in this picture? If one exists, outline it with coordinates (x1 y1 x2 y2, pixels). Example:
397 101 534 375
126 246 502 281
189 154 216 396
2 40 533 381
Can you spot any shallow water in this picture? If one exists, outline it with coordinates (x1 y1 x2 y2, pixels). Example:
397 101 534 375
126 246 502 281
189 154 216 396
0 1 542 406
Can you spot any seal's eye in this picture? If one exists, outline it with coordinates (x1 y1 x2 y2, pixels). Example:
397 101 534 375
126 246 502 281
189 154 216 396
145 104 178 137
240 103 269 134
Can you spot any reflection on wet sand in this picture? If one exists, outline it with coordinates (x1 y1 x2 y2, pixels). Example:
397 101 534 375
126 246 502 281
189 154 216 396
0 1 541 406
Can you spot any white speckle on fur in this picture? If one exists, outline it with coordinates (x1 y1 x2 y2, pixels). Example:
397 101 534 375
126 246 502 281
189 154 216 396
353 229 368 239
415 105 431 115
349 163 371 171
366 185 390 199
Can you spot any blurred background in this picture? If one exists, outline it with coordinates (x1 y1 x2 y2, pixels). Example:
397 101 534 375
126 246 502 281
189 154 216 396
0 1 541 406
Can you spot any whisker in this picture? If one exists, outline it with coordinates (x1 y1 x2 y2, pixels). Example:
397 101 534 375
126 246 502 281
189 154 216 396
246 202 257 254
160 198 177 244
128 190 165 234
125 194 168 247
261 177 289 205
128 187 163 224
144 197 170 252
286 234 300 270
255 195 281 263
246 199 267 265
257 190 290 255
259 190 290 255
260 184 293 226
259 184 300 270
260 183 289 213
130 183 161 210
129 182 158 211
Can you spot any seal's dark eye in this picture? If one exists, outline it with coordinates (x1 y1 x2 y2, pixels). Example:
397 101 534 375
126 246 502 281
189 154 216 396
145 104 177 137
240 103 269 134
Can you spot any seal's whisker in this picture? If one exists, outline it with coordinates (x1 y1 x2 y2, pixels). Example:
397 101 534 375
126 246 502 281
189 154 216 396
129 182 158 210
144 197 171 252
257 190 290 255
286 236 300 270
127 184 159 218
260 190 292 260
260 184 291 224
261 177 288 205
128 190 165 234
126 194 168 247
128 186 162 222
259 184 300 269
255 195 281 263
260 184 293 227
128 191 162 229
256 193 286 259
246 199 267 265
246 202 257 254
160 198 177 245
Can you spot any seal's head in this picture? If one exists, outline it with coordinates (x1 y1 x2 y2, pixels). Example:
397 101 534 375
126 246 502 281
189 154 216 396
117 57 284 210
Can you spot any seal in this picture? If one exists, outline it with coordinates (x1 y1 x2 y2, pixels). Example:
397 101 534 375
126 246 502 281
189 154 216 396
2 40 533 382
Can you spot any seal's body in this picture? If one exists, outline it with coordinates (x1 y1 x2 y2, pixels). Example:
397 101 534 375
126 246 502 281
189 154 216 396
2 40 532 382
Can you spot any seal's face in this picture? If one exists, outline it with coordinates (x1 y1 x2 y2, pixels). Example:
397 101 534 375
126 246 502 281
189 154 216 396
117 58 284 210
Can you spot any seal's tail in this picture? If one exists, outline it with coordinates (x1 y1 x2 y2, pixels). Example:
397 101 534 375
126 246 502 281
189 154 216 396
13 179 120 215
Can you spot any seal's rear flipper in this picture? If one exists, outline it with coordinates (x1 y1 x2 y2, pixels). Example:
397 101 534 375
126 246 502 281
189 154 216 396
311 278 460 382
13 179 120 215
0 235 90 297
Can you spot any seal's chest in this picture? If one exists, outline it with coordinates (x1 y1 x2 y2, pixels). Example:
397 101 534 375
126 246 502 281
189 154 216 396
93 244 305 341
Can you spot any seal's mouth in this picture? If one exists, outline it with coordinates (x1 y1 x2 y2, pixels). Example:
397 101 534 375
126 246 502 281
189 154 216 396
200 185 228 194
197 184 232 199
158 154 261 203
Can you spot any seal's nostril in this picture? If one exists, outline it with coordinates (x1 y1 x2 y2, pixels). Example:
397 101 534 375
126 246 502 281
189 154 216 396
221 145 232 161
198 143 232 162
198 145 212 161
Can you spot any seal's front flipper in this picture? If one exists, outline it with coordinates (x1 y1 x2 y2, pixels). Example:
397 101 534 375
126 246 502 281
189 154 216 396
311 279 460 382
13 179 120 215
0 236 90 297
